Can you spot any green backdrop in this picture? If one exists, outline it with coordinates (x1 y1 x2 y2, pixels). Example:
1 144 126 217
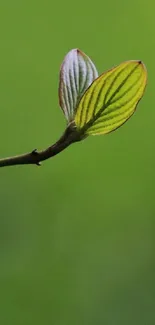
0 1 154 324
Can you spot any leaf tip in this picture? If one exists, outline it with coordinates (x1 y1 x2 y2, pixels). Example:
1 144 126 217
137 60 147 73
134 59 147 84
139 60 148 85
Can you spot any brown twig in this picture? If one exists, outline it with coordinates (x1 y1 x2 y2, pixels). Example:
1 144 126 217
0 124 80 168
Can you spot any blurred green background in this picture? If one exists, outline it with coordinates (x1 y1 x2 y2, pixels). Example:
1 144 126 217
0 1 154 324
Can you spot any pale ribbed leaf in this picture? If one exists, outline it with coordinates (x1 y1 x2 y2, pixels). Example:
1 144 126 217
59 49 98 122
75 60 147 135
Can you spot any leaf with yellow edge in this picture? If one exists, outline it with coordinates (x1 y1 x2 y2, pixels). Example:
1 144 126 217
75 60 147 135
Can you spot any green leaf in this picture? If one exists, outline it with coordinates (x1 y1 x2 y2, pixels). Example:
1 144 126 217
59 49 98 123
75 60 147 135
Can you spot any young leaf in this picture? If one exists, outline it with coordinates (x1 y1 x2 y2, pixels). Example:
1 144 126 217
59 49 98 123
75 60 147 135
